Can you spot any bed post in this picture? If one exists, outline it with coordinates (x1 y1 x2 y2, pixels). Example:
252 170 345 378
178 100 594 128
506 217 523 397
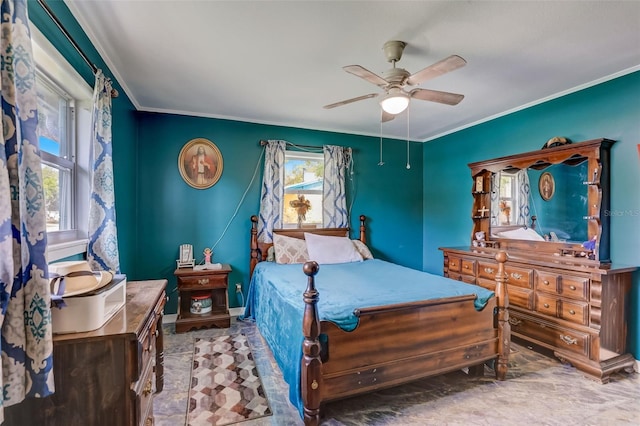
359 214 367 243
494 251 510 380
302 261 322 426
250 215 259 278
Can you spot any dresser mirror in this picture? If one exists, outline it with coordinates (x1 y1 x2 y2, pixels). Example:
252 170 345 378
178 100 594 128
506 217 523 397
492 161 589 243
468 138 613 264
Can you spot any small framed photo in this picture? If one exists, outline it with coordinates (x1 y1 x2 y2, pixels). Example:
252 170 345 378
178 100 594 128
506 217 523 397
475 176 484 192
178 138 223 189
539 172 555 201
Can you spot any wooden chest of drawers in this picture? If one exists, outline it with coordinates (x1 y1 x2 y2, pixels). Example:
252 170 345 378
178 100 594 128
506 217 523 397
5 280 167 426
441 247 636 383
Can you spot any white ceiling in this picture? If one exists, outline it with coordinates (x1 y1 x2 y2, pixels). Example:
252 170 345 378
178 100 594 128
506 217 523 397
65 0 640 142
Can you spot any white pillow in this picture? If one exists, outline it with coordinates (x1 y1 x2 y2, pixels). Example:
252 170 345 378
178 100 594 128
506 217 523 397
273 234 309 264
497 227 545 241
304 233 363 264
352 239 374 260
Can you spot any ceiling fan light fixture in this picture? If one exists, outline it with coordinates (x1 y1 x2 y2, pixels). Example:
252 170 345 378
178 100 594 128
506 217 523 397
380 89 409 115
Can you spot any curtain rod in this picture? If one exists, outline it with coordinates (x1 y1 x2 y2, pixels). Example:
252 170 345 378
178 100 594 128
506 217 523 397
36 0 118 98
259 140 322 151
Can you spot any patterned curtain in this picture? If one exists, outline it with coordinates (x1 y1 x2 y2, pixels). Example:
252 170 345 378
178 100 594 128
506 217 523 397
87 71 120 273
0 0 54 420
322 145 352 227
516 169 531 226
257 140 286 243
490 171 501 227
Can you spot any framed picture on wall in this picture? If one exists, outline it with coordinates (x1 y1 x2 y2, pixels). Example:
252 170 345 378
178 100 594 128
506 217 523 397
178 138 224 189
538 171 555 201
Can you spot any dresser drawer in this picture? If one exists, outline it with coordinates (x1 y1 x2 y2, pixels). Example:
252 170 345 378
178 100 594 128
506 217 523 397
560 275 589 301
535 293 559 317
509 314 589 358
536 271 559 294
504 265 533 289
178 274 228 290
477 261 499 280
447 256 462 273
477 278 533 309
561 300 588 325
134 360 156 426
448 272 476 284
460 259 476 276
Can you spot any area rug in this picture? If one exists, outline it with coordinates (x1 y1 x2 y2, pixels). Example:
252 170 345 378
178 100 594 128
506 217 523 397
187 334 272 426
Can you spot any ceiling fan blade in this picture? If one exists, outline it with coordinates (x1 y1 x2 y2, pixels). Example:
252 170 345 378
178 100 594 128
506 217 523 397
406 55 467 86
343 65 388 87
381 110 395 123
323 93 379 109
410 88 464 106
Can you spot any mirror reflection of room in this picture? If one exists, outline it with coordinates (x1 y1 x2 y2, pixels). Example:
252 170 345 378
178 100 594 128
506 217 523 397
491 160 588 243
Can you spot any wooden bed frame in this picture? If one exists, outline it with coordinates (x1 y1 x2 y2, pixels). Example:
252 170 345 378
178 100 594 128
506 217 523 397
249 215 510 425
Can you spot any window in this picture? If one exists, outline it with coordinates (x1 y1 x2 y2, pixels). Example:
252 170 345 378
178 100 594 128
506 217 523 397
498 172 517 225
283 151 323 228
31 26 93 260
38 74 74 233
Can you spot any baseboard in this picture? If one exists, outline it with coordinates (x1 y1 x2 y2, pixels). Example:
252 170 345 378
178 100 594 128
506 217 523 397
164 313 178 324
229 307 244 317
163 309 244 325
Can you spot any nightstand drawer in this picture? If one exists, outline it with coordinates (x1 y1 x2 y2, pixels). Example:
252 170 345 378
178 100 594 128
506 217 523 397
178 274 227 290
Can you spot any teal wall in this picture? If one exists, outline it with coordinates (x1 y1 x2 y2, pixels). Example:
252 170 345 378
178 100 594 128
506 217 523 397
31 1 640 358
423 71 640 357
136 113 423 312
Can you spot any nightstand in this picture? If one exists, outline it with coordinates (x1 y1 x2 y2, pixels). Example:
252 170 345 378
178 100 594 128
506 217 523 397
174 265 231 332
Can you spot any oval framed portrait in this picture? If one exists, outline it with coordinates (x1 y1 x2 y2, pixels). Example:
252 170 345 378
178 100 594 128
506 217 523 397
178 138 223 189
538 171 555 201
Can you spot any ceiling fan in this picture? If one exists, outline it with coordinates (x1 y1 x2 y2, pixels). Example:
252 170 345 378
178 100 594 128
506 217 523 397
323 40 467 122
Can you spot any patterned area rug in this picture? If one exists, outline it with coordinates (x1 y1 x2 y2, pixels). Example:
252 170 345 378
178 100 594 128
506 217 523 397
187 334 272 426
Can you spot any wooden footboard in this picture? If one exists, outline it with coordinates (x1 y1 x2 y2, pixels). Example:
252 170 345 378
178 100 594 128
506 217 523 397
301 252 510 425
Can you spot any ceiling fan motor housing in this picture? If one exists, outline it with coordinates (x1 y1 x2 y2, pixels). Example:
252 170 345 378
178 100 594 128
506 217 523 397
383 40 407 63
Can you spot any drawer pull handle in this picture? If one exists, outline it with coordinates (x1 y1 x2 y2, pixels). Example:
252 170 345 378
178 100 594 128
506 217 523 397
464 265 469 269
484 267 495 274
143 379 153 396
569 309 576 315
510 272 523 280
198 278 209 285
145 418 153 426
450 263 457 267
569 285 576 291
543 280 549 285
560 334 578 345
508 318 522 326
543 303 550 308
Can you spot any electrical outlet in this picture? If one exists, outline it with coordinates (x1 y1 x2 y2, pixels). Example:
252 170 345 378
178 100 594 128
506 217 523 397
235 283 242 292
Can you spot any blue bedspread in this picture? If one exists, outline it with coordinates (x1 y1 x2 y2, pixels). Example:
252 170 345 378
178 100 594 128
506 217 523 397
240 259 494 416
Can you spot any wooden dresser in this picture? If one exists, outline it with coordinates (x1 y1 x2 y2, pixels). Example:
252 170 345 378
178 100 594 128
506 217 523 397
5 280 167 426
441 138 637 383
440 247 635 382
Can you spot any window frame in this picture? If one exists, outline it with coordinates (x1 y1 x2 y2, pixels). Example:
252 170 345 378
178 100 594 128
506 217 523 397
283 150 324 229
31 25 93 261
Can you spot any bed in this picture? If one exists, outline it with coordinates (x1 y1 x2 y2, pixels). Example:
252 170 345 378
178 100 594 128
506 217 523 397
244 215 510 425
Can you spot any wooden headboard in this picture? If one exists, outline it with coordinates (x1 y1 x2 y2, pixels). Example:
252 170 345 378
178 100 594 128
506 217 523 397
249 215 367 278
